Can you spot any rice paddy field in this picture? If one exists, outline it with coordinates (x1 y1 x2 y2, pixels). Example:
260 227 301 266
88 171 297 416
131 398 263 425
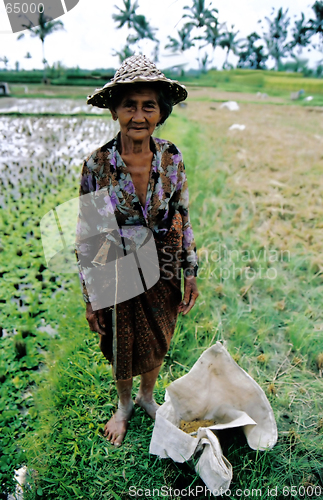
0 85 323 499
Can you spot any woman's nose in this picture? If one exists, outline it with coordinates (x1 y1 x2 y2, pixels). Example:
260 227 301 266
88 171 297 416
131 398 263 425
133 107 145 121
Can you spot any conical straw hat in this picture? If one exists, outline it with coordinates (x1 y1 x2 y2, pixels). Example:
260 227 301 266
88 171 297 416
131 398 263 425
87 54 188 108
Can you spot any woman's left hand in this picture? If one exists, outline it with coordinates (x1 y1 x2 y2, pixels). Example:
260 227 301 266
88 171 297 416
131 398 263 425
178 275 199 316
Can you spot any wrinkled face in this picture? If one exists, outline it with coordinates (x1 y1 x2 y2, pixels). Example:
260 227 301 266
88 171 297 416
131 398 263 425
111 87 162 142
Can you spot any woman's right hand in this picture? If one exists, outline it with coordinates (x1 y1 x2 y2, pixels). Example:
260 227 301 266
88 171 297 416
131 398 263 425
86 302 107 335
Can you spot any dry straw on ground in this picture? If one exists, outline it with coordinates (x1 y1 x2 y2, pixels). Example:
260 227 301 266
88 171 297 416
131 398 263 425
183 88 323 264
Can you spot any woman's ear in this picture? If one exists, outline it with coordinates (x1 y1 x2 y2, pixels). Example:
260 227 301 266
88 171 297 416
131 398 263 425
110 109 118 121
157 111 164 127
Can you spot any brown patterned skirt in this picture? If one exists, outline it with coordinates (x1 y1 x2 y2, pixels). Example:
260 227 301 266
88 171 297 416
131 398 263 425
99 212 183 380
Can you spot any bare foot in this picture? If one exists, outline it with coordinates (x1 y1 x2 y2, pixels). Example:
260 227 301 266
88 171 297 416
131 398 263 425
135 393 160 419
104 400 134 447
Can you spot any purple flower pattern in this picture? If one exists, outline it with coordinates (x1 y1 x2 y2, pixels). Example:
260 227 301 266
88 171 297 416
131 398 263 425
123 177 135 195
166 164 178 185
183 226 194 250
75 133 198 302
80 173 95 193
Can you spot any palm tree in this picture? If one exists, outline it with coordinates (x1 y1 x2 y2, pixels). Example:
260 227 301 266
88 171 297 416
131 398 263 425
310 0 323 33
165 24 195 53
289 13 312 56
219 25 242 69
181 1 220 71
112 0 157 59
112 45 135 64
261 7 290 70
308 1 323 51
0 56 9 69
237 32 268 69
18 12 64 82
113 0 139 29
202 20 225 54
183 0 218 28
196 51 211 72
129 15 156 42
113 0 156 41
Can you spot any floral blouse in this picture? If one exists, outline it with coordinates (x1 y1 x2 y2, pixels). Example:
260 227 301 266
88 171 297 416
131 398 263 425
75 132 198 303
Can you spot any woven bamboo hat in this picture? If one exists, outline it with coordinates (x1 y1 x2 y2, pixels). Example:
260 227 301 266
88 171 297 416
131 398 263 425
87 54 188 109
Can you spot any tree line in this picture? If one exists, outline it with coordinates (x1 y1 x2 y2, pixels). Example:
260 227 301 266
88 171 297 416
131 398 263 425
1 0 323 78
112 0 323 74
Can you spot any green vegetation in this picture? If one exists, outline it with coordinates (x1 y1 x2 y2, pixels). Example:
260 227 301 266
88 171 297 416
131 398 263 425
0 68 114 87
178 68 323 95
2 0 323 76
1 101 323 498
1 67 323 101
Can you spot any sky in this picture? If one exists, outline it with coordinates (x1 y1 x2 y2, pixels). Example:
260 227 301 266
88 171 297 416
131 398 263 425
0 0 321 72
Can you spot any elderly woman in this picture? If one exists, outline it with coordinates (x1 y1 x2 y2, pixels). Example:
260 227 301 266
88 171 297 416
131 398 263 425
75 55 198 447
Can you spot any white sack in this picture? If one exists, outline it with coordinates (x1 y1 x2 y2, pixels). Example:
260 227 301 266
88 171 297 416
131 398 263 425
220 101 240 111
229 124 246 131
150 342 277 494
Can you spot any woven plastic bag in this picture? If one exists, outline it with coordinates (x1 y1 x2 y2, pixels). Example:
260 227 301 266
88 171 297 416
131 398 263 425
149 342 277 495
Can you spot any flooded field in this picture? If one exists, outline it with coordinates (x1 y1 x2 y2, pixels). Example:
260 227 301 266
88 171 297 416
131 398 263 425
0 102 118 353
0 97 109 115
0 112 118 206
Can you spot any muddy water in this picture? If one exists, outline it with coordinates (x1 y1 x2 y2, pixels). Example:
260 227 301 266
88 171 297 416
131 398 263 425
0 112 118 204
0 97 110 115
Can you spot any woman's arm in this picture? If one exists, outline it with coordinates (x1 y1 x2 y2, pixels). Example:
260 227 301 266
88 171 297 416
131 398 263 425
178 275 199 316
74 158 95 303
75 159 108 335
172 155 199 314
173 157 199 277
85 302 108 336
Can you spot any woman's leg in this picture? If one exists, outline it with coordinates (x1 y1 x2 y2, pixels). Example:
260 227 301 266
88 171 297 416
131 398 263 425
104 377 134 447
135 365 161 419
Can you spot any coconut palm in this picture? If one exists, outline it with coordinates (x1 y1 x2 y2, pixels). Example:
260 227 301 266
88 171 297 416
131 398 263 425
112 0 139 29
308 1 323 50
196 51 211 72
183 0 218 28
0 56 9 69
237 32 268 69
165 24 195 53
181 0 219 68
261 7 290 70
113 0 157 60
17 12 64 82
219 25 242 69
130 15 156 42
113 0 156 41
202 19 225 53
289 13 312 56
112 45 135 64
310 0 323 33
